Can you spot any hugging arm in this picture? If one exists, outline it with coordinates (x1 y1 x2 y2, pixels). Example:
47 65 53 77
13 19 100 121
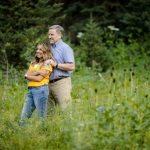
25 70 50 82
46 59 75 71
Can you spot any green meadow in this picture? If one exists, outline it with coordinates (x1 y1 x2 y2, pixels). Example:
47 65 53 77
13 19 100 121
0 66 150 150
1 0 150 149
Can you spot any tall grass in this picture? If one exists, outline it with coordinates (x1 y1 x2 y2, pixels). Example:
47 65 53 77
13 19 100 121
0 66 150 150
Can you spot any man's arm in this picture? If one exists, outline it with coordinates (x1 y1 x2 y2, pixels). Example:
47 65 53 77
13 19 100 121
45 59 75 71
56 63 75 71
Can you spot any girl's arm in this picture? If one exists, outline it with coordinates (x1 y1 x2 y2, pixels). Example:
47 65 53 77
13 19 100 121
25 70 50 82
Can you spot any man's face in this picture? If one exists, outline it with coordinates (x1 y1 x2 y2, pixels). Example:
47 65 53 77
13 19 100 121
48 29 61 44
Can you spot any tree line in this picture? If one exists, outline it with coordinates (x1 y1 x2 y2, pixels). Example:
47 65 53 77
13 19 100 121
0 0 150 71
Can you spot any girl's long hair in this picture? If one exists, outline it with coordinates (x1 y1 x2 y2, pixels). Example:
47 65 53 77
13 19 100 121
32 43 53 65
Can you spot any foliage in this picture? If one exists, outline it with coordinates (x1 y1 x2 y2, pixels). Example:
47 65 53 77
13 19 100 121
120 0 150 40
0 66 150 149
49 0 150 43
110 40 150 68
75 18 112 72
74 18 150 72
0 0 64 69
0 0 150 72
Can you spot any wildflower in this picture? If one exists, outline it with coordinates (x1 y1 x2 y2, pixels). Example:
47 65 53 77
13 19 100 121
107 25 119 31
76 32 84 38
97 106 104 112
110 72 113 77
132 71 135 76
113 78 116 83
133 63 137 67
94 88 98 93
112 66 115 70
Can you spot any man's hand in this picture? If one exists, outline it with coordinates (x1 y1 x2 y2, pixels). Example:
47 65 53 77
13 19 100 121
45 59 57 68
45 59 75 71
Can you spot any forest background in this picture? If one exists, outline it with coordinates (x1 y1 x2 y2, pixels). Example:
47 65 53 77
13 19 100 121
0 0 150 150
0 0 150 72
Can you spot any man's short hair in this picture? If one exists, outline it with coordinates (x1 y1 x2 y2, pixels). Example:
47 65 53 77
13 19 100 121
49 25 64 35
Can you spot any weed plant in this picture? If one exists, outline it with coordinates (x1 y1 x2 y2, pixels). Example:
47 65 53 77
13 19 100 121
0 66 150 150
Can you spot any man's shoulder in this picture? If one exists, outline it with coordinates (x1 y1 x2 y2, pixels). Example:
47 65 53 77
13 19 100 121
60 41 73 50
60 40 69 46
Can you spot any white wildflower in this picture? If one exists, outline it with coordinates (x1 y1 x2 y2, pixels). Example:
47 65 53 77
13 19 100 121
107 25 119 31
77 32 84 38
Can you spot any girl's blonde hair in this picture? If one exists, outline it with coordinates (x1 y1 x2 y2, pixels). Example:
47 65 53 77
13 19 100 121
32 43 53 64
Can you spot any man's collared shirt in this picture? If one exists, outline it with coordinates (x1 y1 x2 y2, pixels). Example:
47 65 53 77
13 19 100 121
50 39 74 80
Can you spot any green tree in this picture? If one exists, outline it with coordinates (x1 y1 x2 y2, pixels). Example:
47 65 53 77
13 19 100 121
48 0 150 44
0 0 64 69
76 17 112 72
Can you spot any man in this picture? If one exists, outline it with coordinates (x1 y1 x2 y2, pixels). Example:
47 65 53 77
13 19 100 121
47 25 75 112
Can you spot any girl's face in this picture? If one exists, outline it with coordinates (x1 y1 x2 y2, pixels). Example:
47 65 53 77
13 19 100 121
36 45 44 59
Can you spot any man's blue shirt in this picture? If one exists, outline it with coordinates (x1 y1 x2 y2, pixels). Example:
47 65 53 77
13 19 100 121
50 39 74 80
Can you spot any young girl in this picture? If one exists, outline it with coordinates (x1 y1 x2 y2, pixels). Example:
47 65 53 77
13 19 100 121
20 43 53 126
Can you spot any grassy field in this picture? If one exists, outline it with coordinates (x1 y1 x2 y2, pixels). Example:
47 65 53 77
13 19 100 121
0 66 150 150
